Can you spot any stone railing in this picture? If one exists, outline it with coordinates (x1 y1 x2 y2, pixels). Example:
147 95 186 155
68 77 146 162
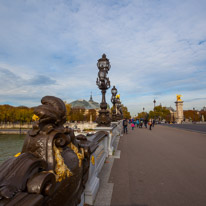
0 122 33 129
82 120 123 205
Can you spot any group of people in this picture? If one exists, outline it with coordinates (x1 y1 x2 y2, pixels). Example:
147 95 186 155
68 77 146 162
123 118 155 134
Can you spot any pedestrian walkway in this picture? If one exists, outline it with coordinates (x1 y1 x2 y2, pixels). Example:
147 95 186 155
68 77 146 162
97 125 206 206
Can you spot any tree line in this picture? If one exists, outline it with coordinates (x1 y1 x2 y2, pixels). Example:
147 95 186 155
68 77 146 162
136 105 206 122
136 105 171 122
0 105 34 123
0 103 131 123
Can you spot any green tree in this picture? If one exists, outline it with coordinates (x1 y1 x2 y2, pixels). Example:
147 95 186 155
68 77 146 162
138 112 148 120
184 110 200 122
0 105 34 123
64 102 71 121
122 105 131 119
148 105 170 121
69 107 85 122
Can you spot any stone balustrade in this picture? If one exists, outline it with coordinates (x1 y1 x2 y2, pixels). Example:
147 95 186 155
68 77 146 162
81 120 123 205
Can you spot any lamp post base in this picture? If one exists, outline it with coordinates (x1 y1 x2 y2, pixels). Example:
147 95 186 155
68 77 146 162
112 114 117 122
116 114 123 121
97 109 111 127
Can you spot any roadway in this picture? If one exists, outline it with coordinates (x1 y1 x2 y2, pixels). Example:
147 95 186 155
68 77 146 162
109 125 206 206
162 123 206 134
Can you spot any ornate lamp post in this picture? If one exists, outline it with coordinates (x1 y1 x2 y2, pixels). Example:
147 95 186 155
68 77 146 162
153 99 156 120
96 54 111 126
111 86 118 121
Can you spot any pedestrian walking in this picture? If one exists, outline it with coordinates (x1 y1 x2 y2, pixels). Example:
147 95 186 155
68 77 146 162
144 119 148 128
131 122 135 130
152 119 155 127
139 119 143 128
123 118 128 134
148 119 152 130
136 119 139 128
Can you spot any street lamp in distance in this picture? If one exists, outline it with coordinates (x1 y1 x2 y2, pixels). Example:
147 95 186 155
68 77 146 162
111 86 118 122
143 107 145 119
153 99 156 111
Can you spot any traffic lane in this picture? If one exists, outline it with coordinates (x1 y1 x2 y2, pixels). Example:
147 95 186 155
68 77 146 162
163 123 206 133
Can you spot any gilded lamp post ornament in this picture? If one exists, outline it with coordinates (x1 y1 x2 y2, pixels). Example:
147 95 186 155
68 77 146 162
96 54 111 127
111 86 118 121
116 95 123 120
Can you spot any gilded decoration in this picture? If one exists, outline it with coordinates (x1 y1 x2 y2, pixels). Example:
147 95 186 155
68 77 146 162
0 96 98 206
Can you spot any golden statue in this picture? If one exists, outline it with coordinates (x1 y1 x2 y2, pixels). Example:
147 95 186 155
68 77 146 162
176 94 182 101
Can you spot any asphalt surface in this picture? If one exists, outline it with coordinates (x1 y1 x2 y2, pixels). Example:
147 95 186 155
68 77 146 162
162 123 206 134
109 125 206 206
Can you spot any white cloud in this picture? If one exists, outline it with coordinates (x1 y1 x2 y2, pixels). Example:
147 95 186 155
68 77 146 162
0 0 206 115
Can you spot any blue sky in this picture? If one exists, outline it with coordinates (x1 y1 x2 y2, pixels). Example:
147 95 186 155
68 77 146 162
0 0 206 115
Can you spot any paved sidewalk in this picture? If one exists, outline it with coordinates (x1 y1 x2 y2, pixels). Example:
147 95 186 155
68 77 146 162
109 125 206 206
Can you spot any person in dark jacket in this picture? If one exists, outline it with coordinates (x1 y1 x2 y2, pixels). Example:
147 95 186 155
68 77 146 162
148 119 152 130
152 119 155 127
123 119 128 134
144 119 148 128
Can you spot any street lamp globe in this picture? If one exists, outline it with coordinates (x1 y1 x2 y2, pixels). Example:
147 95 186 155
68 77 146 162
97 54 111 72
98 70 106 79
111 86 117 96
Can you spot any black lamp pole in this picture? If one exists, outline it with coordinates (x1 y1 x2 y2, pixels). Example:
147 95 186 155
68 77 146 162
96 54 111 127
153 99 156 111
111 86 117 122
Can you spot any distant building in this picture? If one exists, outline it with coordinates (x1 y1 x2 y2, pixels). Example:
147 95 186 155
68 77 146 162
202 106 206 111
69 94 100 115
166 106 177 122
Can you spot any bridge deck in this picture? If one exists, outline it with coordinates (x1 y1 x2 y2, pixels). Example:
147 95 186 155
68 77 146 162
108 125 206 206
